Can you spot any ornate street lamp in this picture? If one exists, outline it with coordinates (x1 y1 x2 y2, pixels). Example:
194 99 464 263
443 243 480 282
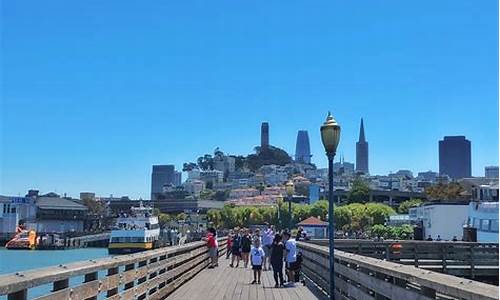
285 180 295 230
320 112 341 300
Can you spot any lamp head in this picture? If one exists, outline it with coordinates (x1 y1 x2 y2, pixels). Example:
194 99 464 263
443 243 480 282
320 111 341 156
285 180 294 197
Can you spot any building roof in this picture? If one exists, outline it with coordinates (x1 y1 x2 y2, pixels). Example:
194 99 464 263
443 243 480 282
36 197 88 211
298 216 328 226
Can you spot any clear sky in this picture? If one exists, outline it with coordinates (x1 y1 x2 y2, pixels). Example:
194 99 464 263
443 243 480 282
1 1 498 199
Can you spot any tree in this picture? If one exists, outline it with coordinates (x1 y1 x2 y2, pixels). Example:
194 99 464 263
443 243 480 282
182 162 198 172
207 209 222 228
365 203 396 225
347 178 370 203
246 146 292 172
214 190 230 201
398 199 423 214
334 205 352 230
175 213 188 222
425 182 465 201
158 213 172 228
310 200 328 221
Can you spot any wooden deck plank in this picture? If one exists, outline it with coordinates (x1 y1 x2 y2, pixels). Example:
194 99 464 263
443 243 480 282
167 257 319 300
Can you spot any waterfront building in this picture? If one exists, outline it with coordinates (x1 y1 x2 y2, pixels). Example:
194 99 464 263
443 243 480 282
439 136 471 179
295 130 311 164
466 202 498 243
308 184 320 204
356 118 369 174
297 217 328 239
261 122 269 149
151 165 176 200
409 203 468 240
471 182 499 202
485 166 499 179
80 192 96 201
0 196 36 235
389 170 413 178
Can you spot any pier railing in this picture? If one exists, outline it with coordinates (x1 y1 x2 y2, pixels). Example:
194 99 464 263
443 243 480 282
298 242 499 300
0 237 226 300
309 239 499 278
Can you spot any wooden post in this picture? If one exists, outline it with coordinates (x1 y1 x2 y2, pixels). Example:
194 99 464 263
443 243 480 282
124 263 135 290
422 286 436 299
414 244 419 268
7 290 27 300
470 245 475 279
84 272 98 300
106 267 119 297
441 244 447 274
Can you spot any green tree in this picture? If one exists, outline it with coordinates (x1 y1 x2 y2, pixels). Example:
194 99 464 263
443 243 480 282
398 199 423 214
365 203 396 225
158 213 172 228
310 200 328 221
425 182 465 201
347 178 370 203
334 205 352 230
175 213 188 222
207 209 222 228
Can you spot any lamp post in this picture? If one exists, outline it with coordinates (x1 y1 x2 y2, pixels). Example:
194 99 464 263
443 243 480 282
285 180 294 230
320 112 341 300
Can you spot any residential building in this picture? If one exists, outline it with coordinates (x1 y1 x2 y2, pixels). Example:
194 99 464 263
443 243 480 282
333 156 355 176
439 136 471 179
183 179 205 196
356 118 369 174
295 130 311 164
417 171 438 182
151 165 176 200
213 155 236 174
485 166 499 179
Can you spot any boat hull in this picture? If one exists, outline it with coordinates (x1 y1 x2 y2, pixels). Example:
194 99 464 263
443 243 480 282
108 242 154 254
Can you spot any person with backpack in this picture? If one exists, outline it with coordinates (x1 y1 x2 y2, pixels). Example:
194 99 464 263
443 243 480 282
230 228 241 267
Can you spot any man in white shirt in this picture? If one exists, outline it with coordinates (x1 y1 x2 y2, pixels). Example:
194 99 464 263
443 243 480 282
283 231 297 285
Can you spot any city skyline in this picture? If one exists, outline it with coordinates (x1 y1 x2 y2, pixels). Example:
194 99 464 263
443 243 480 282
2 1 498 199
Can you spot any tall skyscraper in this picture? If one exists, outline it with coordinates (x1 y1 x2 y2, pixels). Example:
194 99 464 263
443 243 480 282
439 136 471 179
261 122 269 149
356 118 369 174
485 166 499 179
295 130 311 164
151 165 175 200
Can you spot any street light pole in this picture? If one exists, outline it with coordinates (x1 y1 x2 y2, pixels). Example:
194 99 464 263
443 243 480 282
286 180 294 231
321 112 341 300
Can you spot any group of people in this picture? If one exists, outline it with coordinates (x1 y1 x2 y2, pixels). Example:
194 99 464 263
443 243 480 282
224 224 300 288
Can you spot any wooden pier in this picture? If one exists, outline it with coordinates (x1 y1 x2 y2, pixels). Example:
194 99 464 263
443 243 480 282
0 238 498 300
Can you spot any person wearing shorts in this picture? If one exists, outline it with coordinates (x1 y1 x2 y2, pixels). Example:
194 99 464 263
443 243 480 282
262 223 274 271
283 231 297 285
250 238 265 284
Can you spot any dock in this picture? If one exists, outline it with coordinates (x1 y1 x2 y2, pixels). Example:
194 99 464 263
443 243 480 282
0 238 498 300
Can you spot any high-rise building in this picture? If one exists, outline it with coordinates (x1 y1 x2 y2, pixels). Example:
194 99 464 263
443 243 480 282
356 118 369 174
439 136 471 179
485 166 499 179
151 165 175 200
174 171 182 186
261 122 269 149
295 130 311 164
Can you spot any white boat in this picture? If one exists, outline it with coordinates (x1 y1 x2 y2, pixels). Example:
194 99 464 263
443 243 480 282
108 202 160 254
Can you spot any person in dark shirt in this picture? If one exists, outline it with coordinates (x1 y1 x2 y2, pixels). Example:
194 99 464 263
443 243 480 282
230 229 242 268
270 234 285 287
241 229 252 268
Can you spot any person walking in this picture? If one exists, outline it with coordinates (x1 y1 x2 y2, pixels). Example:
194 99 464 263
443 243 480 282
206 228 218 268
270 233 285 287
250 238 265 284
262 224 274 271
226 230 233 259
230 228 242 267
241 229 252 268
283 231 297 286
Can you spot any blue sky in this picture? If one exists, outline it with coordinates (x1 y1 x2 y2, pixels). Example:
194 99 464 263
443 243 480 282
1 1 498 199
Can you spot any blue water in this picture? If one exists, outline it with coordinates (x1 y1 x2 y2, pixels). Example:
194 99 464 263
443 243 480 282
0 247 109 299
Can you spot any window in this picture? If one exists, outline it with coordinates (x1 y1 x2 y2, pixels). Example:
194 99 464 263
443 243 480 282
473 218 480 229
480 219 490 231
491 220 499 233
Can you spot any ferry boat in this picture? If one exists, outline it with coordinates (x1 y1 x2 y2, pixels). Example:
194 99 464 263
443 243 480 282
108 203 160 254
5 227 37 250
